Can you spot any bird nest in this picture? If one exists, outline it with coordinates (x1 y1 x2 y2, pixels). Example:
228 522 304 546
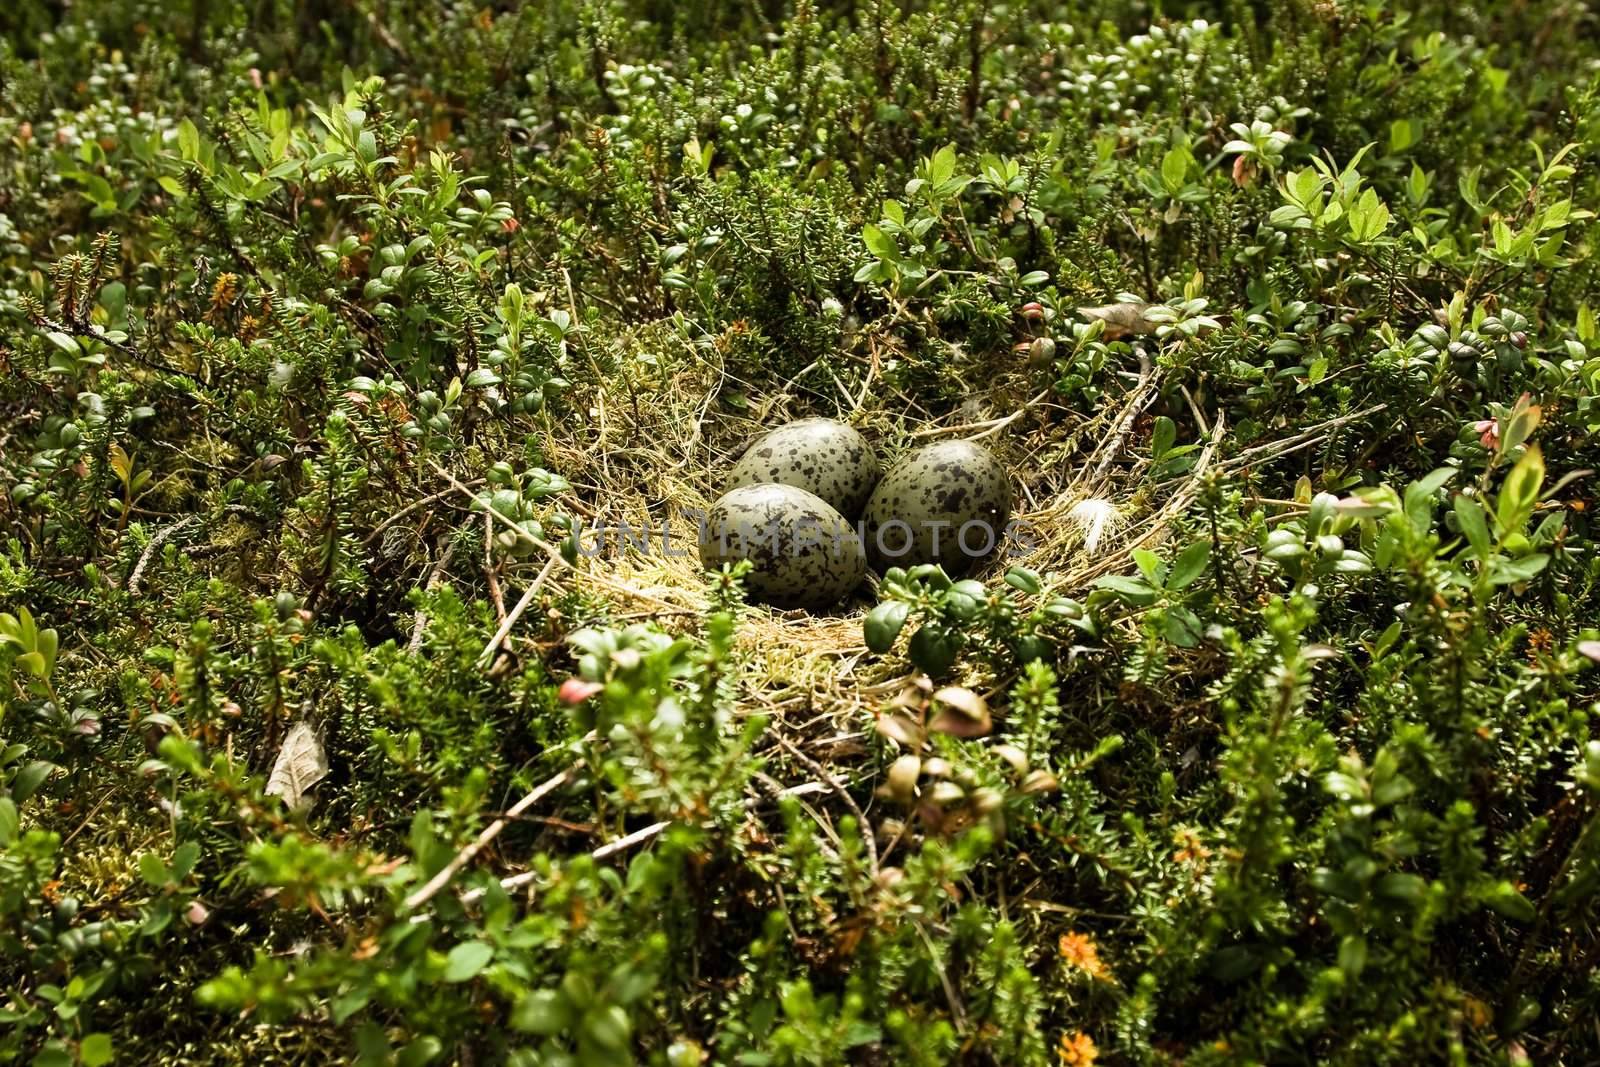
495 321 1230 729
456 312 1379 733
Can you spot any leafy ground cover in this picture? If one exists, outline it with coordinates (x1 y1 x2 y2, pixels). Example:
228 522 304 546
4 1 1600 1064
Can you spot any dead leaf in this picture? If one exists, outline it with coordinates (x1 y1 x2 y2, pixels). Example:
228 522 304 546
929 708 992 738
1020 770 1060 794
265 720 328 811
886 754 921 802
1077 302 1159 340
930 687 991 737
876 711 925 748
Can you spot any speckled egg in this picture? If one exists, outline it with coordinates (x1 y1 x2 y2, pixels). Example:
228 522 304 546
863 440 1012 573
726 419 880 519
700 484 867 609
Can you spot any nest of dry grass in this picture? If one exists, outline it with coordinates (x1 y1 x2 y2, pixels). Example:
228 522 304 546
473 323 1374 729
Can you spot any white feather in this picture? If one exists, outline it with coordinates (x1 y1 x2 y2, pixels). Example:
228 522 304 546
1066 498 1124 556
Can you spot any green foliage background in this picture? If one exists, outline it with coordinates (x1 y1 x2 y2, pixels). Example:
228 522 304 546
3 0 1600 1064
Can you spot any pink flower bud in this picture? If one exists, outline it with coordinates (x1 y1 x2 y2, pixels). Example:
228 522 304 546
558 678 603 705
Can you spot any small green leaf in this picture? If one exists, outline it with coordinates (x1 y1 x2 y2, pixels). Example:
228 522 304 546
45 332 82 355
1131 548 1165 585
512 990 573 1035
1482 880 1536 923
443 941 494 983
861 224 896 260
1167 541 1211 590
30 1047 73 1067
170 840 201 881
1453 496 1491 560
1004 566 1042 595
1094 575 1159 606
12 761 54 805
139 851 169 888
582 1004 631 1051
396 1037 442 1067
1160 146 1189 193
1163 606 1203 647
1150 416 1177 458
863 601 910 653
79 1034 114 1067
1338 935 1368 978
1388 118 1416 153
907 624 960 676
1376 872 1427 903
178 118 201 162
1491 553 1549 584
1497 445 1544 533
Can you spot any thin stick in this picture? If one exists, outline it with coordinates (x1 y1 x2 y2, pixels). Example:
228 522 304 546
592 820 671 860
1180 384 1211 437
403 762 578 910
772 733 879 878
1226 404 1387 466
429 460 680 610
425 777 828 913
471 819 672 902
908 388 1052 440
361 481 481 547
1086 356 1161 485
916 919 969 1034
127 514 199 595
477 555 558 668
406 536 458 655
484 513 507 625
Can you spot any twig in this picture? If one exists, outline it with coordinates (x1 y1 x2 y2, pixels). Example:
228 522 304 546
466 819 672 903
1086 353 1161 485
772 733 879 878
484 513 507 625
908 388 1052 441
592 820 672 860
1225 403 1387 468
916 919 969 1033
420 768 828 915
1180 384 1211 437
127 514 200 595
361 481 482 547
406 536 458 656
403 762 579 910
364 5 410 60
32 312 207 386
477 554 558 668
428 460 679 610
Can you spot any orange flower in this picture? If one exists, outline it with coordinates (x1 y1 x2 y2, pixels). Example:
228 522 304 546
1058 931 1110 981
1172 827 1211 866
1058 1030 1098 1066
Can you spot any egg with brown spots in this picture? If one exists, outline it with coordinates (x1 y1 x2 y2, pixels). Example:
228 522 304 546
863 440 1012 574
726 419 880 519
699 483 867 609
